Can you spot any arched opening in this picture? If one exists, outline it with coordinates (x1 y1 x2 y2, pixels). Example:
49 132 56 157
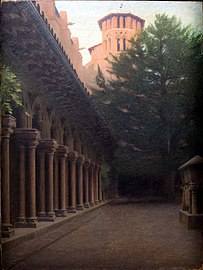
117 38 120 52
32 96 49 138
123 17 126 28
50 112 63 144
117 16 120 28
108 38 111 51
123 38 126 51
104 40 107 52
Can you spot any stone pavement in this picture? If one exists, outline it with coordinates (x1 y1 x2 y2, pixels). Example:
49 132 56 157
2 197 203 270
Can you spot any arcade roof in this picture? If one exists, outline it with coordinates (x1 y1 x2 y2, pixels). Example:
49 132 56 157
2 1 116 155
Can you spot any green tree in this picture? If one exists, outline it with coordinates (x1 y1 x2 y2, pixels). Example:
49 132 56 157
92 14 202 183
1 65 22 115
185 33 203 156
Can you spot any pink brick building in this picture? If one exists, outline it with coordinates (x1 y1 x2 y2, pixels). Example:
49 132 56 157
84 13 145 92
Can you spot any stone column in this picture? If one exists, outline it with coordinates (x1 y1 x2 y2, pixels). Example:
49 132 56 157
55 145 68 217
98 165 103 203
27 144 38 226
14 128 40 228
89 162 95 206
67 151 78 213
16 145 26 226
84 159 90 208
65 157 69 209
38 151 46 219
46 151 55 221
76 154 85 210
94 165 99 205
1 115 16 237
37 139 58 222
54 154 59 213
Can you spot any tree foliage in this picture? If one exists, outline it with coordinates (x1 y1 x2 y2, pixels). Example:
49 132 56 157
1 65 22 115
92 14 203 180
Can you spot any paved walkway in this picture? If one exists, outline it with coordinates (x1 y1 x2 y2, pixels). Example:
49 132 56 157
3 197 203 270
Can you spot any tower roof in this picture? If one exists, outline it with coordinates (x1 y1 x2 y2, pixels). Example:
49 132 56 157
88 43 102 54
98 12 145 30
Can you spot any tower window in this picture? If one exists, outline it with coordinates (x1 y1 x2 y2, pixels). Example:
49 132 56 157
130 18 133 29
123 38 126 51
117 38 120 51
117 16 120 28
108 38 111 51
104 40 107 51
123 17 126 28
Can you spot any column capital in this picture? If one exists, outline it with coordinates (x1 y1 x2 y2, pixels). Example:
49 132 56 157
2 114 16 137
14 128 41 147
90 161 95 170
190 183 199 192
38 139 58 154
56 145 69 158
94 164 100 171
77 154 85 165
69 151 78 162
84 159 91 168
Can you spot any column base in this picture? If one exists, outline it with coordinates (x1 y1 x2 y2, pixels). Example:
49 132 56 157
84 203 89 208
15 217 27 228
55 209 67 217
2 223 15 238
90 202 94 206
95 200 99 205
76 204 84 210
46 212 56 221
67 207 76 213
27 217 38 228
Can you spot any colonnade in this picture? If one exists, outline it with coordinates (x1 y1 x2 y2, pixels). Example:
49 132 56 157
1 115 105 238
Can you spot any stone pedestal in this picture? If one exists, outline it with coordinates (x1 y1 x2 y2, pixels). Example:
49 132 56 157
67 151 78 213
37 139 58 222
14 129 40 228
76 154 85 210
55 145 68 217
179 155 203 230
1 115 16 237
84 159 90 208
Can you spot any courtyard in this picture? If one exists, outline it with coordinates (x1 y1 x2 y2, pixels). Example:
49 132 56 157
3 197 203 270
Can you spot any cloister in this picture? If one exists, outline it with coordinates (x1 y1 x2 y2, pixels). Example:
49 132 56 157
1 0 116 239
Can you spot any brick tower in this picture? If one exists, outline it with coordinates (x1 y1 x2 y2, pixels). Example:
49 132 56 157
84 13 145 92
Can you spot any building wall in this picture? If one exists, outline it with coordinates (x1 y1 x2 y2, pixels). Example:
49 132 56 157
36 0 85 83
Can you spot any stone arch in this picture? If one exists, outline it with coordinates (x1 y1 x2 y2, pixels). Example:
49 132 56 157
50 111 63 144
72 127 81 154
13 90 32 129
31 96 49 139
63 121 74 149
81 140 89 159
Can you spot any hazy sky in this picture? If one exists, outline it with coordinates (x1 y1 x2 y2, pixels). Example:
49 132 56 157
55 1 203 64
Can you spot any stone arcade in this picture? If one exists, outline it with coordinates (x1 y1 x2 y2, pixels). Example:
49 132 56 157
1 1 116 239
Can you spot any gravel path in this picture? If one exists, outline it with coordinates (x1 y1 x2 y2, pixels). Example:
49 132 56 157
3 198 203 270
